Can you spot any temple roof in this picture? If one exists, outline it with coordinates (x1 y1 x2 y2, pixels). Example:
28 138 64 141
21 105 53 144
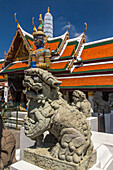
58 74 113 90
49 35 113 90
0 60 5 82
1 60 28 74
1 21 113 90
81 37 113 62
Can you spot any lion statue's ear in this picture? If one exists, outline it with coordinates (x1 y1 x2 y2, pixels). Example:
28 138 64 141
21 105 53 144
51 80 62 88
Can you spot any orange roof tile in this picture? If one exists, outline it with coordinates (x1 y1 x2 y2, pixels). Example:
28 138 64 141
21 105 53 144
59 75 113 87
0 63 3 69
50 62 68 70
0 76 4 80
73 63 113 73
7 62 28 70
61 45 75 58
28 39 36 50
45 41 60 52
81 43 113 61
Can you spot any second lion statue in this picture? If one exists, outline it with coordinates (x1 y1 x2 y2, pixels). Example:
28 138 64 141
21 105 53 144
23 68 96 166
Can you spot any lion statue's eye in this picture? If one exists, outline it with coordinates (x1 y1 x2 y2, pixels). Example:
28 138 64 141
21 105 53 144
34 76 40 82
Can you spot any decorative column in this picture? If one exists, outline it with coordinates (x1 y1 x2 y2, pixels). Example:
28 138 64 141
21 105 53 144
4 75 8 102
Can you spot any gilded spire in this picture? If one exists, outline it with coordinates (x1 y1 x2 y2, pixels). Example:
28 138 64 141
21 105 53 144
47 7 50 13
14 13 20 29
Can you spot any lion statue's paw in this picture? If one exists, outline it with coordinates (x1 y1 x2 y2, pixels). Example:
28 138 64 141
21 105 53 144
58 128 89 163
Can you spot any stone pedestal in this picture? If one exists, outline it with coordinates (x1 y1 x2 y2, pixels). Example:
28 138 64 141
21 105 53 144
20 127 35 160
24 147 96 170
10 160 43 170
87 117 98 131
105 112 113 133
92 112 113 133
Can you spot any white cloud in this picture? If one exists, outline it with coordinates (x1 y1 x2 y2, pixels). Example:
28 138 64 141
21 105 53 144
62 24 69 30
54 16 89 41
74 32 81 37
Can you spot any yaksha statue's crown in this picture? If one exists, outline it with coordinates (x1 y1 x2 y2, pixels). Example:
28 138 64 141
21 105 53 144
32 14 45 37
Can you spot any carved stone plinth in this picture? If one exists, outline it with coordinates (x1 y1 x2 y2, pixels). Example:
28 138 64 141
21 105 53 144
24 147 97 170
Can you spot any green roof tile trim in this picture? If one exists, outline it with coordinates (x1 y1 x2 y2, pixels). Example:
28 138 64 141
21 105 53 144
0 61 4 64
49 63 69 72
84 39 113 49
0 79 5 82
71 68 113 74
25 35 34 47
59 55 73 60
67 40 79 46
60 85 113 89
1 62 28 73
47 38 62 44
2 67 28 73
83 56 113 62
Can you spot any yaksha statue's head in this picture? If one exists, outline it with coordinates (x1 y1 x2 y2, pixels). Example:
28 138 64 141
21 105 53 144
32 14 48 49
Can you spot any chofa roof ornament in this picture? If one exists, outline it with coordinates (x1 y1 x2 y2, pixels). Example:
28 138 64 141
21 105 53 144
83 22 87 37
32 17 37 33
66 22 70 35
14 13 20 30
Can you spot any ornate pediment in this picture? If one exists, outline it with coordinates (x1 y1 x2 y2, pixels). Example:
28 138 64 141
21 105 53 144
13 41 29 61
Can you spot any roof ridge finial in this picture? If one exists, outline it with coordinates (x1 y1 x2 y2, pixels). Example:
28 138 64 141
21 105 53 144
83 23 87 35
32 17 37 33
48 7 50 13
14 13 20 29
67 22 70 35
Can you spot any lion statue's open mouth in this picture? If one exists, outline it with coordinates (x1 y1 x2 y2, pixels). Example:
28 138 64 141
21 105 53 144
23 68 96 166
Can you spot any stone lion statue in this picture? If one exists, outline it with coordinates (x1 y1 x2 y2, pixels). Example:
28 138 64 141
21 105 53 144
72 90 91 117
93 92 111 113
23 68 96 167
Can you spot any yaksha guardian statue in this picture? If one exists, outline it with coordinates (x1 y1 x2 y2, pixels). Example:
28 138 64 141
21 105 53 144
29 14 51 70
23 68 96 169
93 92 111 113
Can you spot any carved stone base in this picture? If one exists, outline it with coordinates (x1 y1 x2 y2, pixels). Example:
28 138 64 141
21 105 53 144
24 147 97 170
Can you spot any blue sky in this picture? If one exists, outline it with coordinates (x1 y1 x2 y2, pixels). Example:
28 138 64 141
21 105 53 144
0 0 113 59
